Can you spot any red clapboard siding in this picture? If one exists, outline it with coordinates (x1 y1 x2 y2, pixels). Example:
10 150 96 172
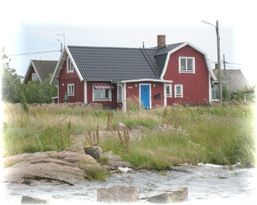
58 60 84 103
163 45 209 105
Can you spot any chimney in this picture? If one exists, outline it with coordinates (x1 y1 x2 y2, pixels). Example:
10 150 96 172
157 35 166 48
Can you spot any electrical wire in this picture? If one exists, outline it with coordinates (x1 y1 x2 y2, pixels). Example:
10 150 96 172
9 50 61 56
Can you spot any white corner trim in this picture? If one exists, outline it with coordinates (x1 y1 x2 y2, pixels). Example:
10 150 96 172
160 42 217 81
208 73 211 103
122 82 127 112
50 49 66 84
65 46 83 81
84 81 87 104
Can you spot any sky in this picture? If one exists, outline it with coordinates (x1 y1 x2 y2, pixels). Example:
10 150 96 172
1 0 257 85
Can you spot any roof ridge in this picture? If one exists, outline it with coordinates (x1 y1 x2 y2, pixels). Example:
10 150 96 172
67 45 157 50
32 59 57 62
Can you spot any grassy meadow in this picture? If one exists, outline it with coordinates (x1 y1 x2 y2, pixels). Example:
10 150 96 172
2 103 256 169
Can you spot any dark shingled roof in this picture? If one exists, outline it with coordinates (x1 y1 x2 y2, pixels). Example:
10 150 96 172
67 43 184 81
32 60 57 81
213 69 249 93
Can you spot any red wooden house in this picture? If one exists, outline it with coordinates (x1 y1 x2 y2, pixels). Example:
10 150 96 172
51 35 216 110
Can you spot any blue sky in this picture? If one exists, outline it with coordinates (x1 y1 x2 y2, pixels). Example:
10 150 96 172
1 0 257 85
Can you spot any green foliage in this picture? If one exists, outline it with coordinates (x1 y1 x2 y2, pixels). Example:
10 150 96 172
2 103 255 169
23 78 57 104
230 87 255 102
1 66 56 104
85 166 109 181
2 67 23 103
3 125 71 156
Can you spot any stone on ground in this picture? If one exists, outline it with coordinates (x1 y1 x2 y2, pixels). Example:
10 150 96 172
97 185 139 202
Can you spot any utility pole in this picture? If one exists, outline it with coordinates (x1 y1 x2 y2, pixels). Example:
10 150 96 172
202 20 222 104
216 20 222 104
223 54 227 85
56 33 66 52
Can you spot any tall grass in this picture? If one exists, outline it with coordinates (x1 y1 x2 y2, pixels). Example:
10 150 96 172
2 103 255 169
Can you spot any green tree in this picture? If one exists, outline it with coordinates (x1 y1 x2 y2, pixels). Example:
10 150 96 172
23 78 57 104
1 66 23 103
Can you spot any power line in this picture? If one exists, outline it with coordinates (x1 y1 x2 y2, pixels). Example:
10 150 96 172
9 50 60 56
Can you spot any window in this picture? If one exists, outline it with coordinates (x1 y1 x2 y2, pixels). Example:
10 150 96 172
212 84 219 101
117 83 123 102
175 84 183 98
32 73 39 81
179 57 195 73
67 83 75 96
164 84 172 97
93 88 112 101
67 57 74 73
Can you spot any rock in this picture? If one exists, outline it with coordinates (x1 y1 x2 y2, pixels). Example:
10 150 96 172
145 187 188 203
102 152 131 169
4 150 104 185
97 185 139 202
65 143 85 154
117 167 132 173
84 146 102 160
21 195 47 204
117 122 128 131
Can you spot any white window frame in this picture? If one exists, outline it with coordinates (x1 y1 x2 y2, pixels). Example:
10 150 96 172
164 84 172 98
175 84 183 98
66 57 74 73
117 83 123 102
179 56 195 73
67 83 75 96
32 73 39 81
93 87 112 101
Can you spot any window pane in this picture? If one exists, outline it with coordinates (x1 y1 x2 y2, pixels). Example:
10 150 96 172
180 58 186 70
187 59 193 71
67 84 74 96
166 85 170 95
32 73 39 81
94 89 103 99
176 86 181 95
117 85 123 101
105 89 109 98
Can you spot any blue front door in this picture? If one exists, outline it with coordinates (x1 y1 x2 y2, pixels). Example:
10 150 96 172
140 84 150 109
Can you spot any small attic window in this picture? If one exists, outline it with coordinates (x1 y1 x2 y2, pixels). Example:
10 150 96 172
32 73 39 81
179 57 195 73
67 57 74 73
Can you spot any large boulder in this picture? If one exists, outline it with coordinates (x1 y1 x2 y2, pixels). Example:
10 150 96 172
97 185 139 202
84 146 102 160
21 195 47 204
145 187 188 203
4 151 104 185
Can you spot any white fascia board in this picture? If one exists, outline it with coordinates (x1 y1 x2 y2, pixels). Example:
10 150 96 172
50 49 66 84
160 42 217 81
23 60 33 83
65 46 83 81
120 78 173 83
31 61 42 82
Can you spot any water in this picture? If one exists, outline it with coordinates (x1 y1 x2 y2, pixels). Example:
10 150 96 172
2 165 257 204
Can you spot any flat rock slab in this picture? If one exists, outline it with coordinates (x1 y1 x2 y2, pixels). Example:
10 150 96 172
146 187 188 203
4 150 103 185
97 185 139 202
21 195 47 204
